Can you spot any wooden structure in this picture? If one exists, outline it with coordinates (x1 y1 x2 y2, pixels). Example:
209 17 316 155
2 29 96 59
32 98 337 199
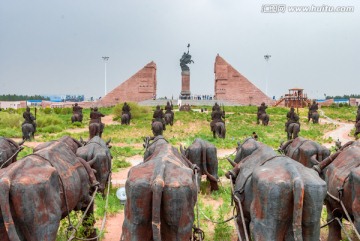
274 88 311 108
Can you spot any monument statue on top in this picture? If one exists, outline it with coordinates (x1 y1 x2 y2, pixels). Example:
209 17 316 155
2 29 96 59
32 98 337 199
179 44 194 99
180 44 194 71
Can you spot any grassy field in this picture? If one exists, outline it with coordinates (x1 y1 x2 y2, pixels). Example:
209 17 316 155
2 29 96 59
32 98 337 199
0 103 358 240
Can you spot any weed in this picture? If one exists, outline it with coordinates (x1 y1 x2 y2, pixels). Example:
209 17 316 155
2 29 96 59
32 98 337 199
112 157 131 172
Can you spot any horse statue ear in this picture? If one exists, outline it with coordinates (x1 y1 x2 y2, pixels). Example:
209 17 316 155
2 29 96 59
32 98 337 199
106 138 112 145
180 145 187 156
143 136 151 149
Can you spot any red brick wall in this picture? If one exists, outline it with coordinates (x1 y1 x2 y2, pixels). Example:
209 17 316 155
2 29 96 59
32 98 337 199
181 71 190 95
99 61 157 107
318 99 334 107
214 55 273 106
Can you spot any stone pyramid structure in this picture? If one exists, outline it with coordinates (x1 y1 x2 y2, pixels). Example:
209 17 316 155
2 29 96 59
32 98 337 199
99 61 157 107
214 54 273 105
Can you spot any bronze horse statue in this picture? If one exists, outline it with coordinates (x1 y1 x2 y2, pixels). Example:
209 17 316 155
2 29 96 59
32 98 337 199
164 112 173 126
121 113 130 125
311 141 360 241
0 136 111 241
226 138 327 241
89 122 103 139
308 110 319 124
122 135 197 240
71 113 83 123
22 123 35 141
0 138 24 169
287 122 300 140
151 121 164 136
257 113 270 126
213 122 226 139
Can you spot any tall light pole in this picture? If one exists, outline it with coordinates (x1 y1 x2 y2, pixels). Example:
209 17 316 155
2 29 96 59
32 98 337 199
264 54 271 96
102 56 109 96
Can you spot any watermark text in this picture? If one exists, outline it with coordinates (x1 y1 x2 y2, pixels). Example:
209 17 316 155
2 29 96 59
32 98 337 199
261 4 354 13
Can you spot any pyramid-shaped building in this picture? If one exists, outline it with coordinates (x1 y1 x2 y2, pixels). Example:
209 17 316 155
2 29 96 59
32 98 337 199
214 54 272 105
99 61 157 107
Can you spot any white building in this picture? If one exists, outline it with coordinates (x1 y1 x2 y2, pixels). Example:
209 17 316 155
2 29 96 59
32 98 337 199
0 101 27 109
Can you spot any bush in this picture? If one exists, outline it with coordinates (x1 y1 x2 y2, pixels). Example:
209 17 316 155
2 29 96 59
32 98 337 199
43 107 52 114
71 122 83 128
53 108 62 114
0 112 22 128
0 128 21 138
37 115 63 127
61 108 72 115
39 125 63 133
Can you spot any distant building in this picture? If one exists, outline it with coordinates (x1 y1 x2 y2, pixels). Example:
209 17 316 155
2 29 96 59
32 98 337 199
273 88 311 108
43 95 84 102
333 98 349 104
350 98 360 106
0 101 27 109
27 100 43 107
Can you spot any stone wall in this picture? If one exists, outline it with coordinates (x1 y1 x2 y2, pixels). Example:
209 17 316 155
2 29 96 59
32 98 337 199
214 54 273 106
98 61 157 107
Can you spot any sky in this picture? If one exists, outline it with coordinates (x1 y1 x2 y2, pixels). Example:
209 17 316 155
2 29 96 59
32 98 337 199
0 0 359 100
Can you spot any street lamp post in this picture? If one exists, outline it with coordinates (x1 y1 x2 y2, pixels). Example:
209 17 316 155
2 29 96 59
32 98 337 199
102 56 109 96
264 54 271 96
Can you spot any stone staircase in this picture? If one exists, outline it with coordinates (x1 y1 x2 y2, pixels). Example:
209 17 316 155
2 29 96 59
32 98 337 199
138 99 240 107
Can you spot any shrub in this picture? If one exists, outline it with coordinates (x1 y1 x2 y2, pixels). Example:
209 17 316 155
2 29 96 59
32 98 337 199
37 115 63 127
0 128 21 138
71 122 83 128
39 125 63 133
61 108 72 115
43 107 52 114
0 112 22 128
53 108 62 114
5 108 16 114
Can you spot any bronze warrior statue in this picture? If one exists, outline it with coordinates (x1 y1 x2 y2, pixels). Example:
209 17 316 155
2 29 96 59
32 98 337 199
257 102 268 125
285 107 300 132
153 105 166 131
22 107 36 132
210 103 224 131
122 102 132 120
308 100 319 122
72 103 83 122
180 44 194 72
90 107 105 134
164 101 174 121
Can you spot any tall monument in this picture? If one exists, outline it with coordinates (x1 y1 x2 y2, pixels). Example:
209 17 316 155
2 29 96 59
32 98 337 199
179 44 194 99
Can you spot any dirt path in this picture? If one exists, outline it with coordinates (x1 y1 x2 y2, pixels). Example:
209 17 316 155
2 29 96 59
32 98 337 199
320 110 354 148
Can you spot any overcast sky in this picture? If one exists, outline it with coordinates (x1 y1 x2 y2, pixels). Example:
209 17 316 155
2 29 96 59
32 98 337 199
0 0 359 100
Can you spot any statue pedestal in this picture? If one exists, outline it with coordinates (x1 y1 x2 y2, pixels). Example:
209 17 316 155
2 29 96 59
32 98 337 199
180 70 191 98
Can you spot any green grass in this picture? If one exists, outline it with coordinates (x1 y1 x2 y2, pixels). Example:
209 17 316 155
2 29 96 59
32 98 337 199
17 146 33 159
195 183 235 240
321 106 357 122
112 157 131 172
94 188 124 218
